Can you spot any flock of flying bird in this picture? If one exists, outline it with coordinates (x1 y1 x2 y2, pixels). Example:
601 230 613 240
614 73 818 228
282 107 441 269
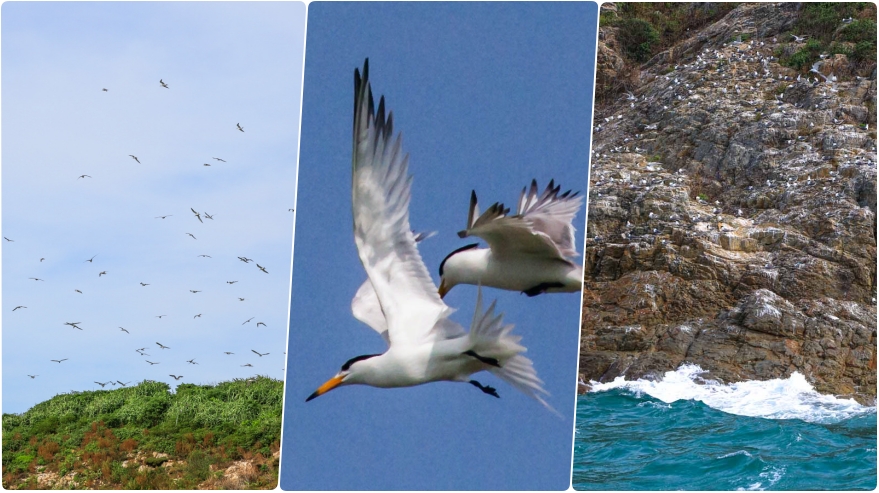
305 60 585 410
10 77 289 397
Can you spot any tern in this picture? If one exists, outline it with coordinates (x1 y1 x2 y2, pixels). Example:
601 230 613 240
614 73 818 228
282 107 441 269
224 352 234 355
146 360 159 365
13 306 26 311
51 359 68 363
155 215 173 219
3 237 12 242
307 60 549 408
119 327 130 334
256 322 266 327
198 255 211 259
140 282 149 286
191 208 203 223
159 79 169 88
156 342 170 349
95 381 110 388
102 88 108 92
186 233 197 240
99 271 107 277
227 281 238 284
156 315 167 319
257 264 268 274
129 155 140 163
29 277 44 281
242 317 254 325
213 157 226 162
64 322 83 330
203 213 214 220
169 375 183 380
117 381 130 386
438 180 584 298
251 350 269 357
87 255 99 263
241 364 253 367
237 123 244 132
78 174 92 179
187 359 198 365
190 290 201 293
28 375 38 379
194 314 202 318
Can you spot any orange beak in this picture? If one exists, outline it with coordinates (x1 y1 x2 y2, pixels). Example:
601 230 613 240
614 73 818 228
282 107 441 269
438 279 450 299
306 374 344 402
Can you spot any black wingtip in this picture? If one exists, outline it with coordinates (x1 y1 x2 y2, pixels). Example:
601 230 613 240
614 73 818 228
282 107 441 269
305 391 319 402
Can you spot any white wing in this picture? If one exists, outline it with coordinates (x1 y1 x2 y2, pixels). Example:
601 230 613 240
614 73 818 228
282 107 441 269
351 59 457 348
459 180 583 262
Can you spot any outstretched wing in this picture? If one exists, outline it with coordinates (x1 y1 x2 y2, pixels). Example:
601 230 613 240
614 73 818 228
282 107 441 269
458 180 582 262
351 59 456 348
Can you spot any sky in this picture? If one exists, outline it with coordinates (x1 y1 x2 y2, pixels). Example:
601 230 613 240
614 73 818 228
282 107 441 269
2 2 305 413
281 2 597 490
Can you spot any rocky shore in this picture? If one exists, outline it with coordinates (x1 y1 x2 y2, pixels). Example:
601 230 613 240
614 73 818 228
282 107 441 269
580 3 877 404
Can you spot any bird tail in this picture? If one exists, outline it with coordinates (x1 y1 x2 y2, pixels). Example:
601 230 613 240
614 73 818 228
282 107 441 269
467 288 555 412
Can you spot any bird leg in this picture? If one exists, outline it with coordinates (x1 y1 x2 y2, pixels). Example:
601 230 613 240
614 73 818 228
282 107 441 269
522 282 565 297
469 380 500 398
463 350 500 367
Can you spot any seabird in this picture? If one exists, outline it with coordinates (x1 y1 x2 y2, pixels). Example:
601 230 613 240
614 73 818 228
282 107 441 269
191 208 203 223
242 317 254 325
3 237 12 242
213 157 226 162
95 381 110 388
50 359 68 363
64 322 83 330
186 233 197 240
308 60 550 408
194 314 202 318
169 375 183 380
140 282 149 286
119 327 129 334
256 322 266 327
12 306 26 311
238 257 252 263
227 281 238 284
78 174 92 179
75 289 83 294
99 271 107 277
251 350 269 357
28 375 38 379
198 255 211 258
85 255 97 263
190 290 201 293
187 359 198 365
146 360 159 365
241 363 253 367
155 215 173 219
237 123 244 132
159 79 169 88
439 180 584 297
129 155 140 163
257 264 268 274
156 342 170 349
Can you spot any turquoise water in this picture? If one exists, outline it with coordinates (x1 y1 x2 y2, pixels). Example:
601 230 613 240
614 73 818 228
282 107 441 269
573 390 877 490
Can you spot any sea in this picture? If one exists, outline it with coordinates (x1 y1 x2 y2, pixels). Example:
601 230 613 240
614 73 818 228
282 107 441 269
573 364 877 490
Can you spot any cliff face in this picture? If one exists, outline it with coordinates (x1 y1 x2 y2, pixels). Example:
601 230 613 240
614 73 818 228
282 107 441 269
581 3 877 404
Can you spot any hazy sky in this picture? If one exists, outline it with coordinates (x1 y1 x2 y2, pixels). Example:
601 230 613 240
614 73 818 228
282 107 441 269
2 2 305 413
281 2 597 490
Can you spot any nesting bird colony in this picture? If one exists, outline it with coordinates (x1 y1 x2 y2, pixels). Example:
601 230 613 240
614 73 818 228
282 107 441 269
582 3 876 403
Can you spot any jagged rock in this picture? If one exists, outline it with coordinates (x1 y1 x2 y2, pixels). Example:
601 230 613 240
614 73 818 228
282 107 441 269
582 3 877 405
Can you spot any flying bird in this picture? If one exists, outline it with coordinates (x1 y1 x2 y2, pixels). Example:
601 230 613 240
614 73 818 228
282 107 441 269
129 155 140 163
3 237 12 242
169 375 183 380
85 255 97 263
102 88 108 92
224 352 234 355
257 264 268 274
95 381 110 388
236 123 244 132
40 258 44 262
146 360 159 365
241 364 253 367
238 257 252 263
251 350 269 357
28 375 38 379
99 271 107 277
117 381 130 386
190 290 201 294
186 233 197 240
186 359 198 365
213 157 226 162
239 298 245 301
50 359 68 363
78 174 92 179
156 342 170 349
227 281 238 284
119 327 129 334
439 180 584 298
159 79 169 88
191 208 203 223
242 317 254 325
155 215 173 219
12 306 26 311
29 277 44 281
307 60 549 408
194 314 202 318
75 289 82 293
203 163 211 167
256 322 266 327
64 322 83 330
140 282 149 286
155 315 167 319
198 255 211 258
203 213 214 220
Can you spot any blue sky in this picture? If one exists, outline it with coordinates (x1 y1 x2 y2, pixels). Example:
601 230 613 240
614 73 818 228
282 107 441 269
2 2 305 413
282 2 597 490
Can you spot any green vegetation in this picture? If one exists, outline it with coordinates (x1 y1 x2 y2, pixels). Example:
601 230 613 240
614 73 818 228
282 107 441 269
2 377 282 489
780 3 877 70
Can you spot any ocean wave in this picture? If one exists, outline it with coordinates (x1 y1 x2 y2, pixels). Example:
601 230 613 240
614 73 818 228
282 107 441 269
588 364 875 424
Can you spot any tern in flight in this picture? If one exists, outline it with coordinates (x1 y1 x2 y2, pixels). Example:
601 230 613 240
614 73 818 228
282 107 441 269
51 359 68 363
239 298 246 301
156 315 167 319
224 352 234 355
85 255 97 263
251 350 269 357
190 290 201 294
169 375 183 380
186 233 197 240
75 289 83 294
119 327 130 334
155 215 173 219
156 342 170 349
29 277 44 281
198 255 211 258
213 157 226 162
187 359 198 365
146 360 159 365
236 123 244 132
306 60 549 408
203 163 211 166
257 322 266 327
129 155 140 163
203 212 214 220
257 264 268 274
140 282 149 286
227 281 238 284
99 271 107 277
3 237 12 242
438 180 584 298
242 317 254 325
102 88 108 92
64 322 83 330
241 364 253 367
40 258 45 262
117 381 130 386
28 375 38 379
13 306 26 311
78 174 92 179
238 256 252 263
160 79 169 88
95 381 110 388
194 314 202 318
191 208 203 223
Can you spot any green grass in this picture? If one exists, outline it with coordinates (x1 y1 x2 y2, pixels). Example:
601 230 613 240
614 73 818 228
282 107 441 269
2 377 282 489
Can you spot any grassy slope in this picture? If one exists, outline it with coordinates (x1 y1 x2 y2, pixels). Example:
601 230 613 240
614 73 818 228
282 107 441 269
2 377 282 489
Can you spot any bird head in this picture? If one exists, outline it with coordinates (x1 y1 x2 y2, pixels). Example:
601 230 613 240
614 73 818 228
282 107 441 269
306 353 380 401
437 243 480 299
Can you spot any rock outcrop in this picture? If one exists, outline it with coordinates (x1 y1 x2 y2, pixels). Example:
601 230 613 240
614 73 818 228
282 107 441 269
581 3 877 404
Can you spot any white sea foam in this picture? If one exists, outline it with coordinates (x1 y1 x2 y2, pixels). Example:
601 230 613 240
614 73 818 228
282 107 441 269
589 364 875 424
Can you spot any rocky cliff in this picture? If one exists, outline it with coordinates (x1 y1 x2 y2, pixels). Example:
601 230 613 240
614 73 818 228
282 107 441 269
580 3 877 404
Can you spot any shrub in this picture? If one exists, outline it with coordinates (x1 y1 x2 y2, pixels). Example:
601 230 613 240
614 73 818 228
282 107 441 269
617 18 660 63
